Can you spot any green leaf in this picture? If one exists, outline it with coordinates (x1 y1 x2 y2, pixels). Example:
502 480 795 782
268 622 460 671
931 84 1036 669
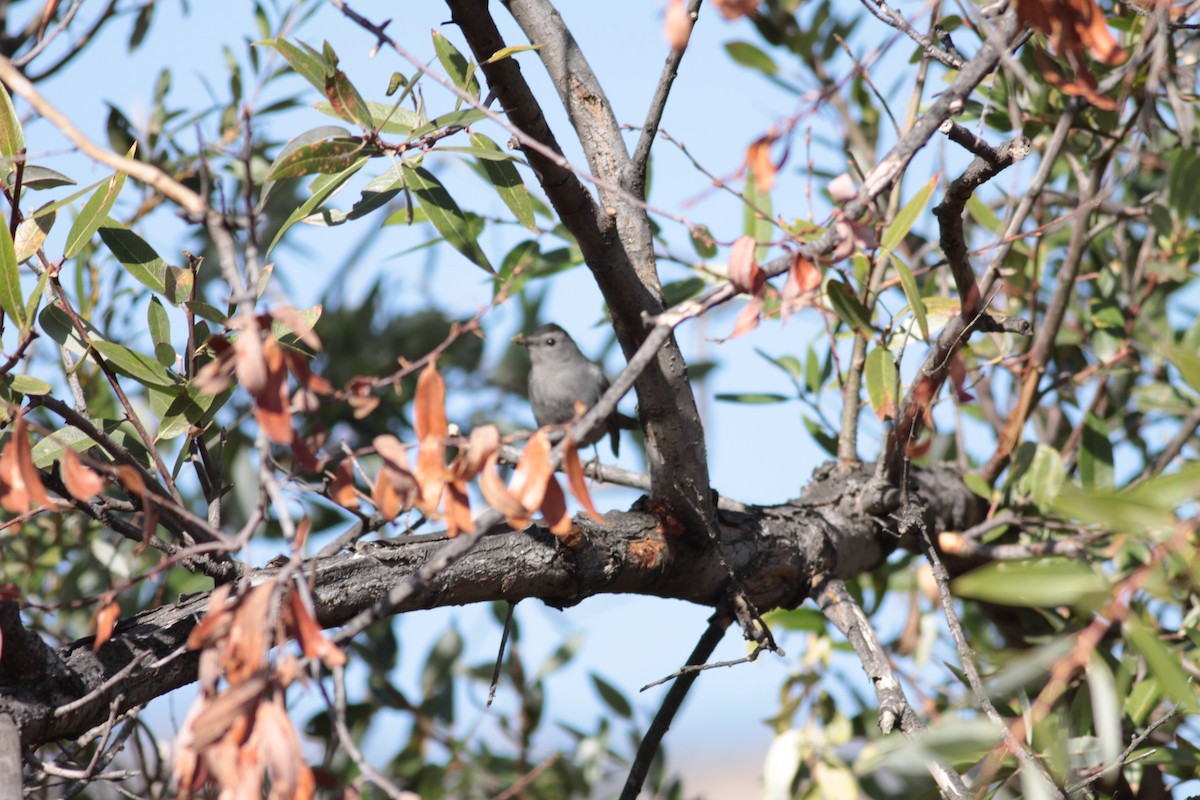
9 374 50 395
258 38 331 93
1161 344 1200 397
1086 655 1121 784
690 225 718 259
1079 413 1114 490
64 166 128 260
880 172 937 253
313 100 420 135
743 166 773 260
20 165 76 190
265 137 364 181
892 254 929 340
156 383 230 441
825 278 873 334
39 303 93 358
0 215 25 331
966 194 1001 234
23 267 48 330
148 297 174 366
13 208 54 263
401 163 493 273
432 31 480 101
715 392 789 404
267 157 367 254
864 345 898 420
97 222 193 305
30 425 94 468
484 43 543 63
1053 483 1176 535
1015 444 1064 510
92 340 179 388
470 133 534 231
952 559 1108 607
1124 616 1196 710
0 82 24 165
756 348 803 382
764 607 827 632
324 70 375 129
725 41 778 75
590 674 633 719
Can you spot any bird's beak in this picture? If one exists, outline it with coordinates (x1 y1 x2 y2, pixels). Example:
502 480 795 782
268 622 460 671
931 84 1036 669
512 333 528 346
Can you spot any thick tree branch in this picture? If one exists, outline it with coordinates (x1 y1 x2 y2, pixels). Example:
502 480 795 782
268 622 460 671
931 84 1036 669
1 463 981 749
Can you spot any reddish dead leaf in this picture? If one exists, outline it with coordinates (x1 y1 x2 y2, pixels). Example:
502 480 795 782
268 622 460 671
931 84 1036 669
1035 47 1117 110
509 430 554 518
540 475 578 545
828 173 857 203
664 0 691 50
372 470 401 521
252 699 316 800
480 452 528 527
949 352 975 402
330 462 359 510
414 362 448 440
728 235 764 295
443 480 474 538
563 437 603 522
1014 0 1127 65
271 305 323 351
346 377 380 420
188 672 268 750
92 595 119 651
223 583 277 686
415 438 448 518
233 321 268 396
728 294 764 339
282 348 333 395
712 0 757 21
254 338 294 445
781 252 822 321
905 430 934 458
451 424 499 481
833 216 878 262
287 590 346 668
373 434 419 517
188 584 234 650
195 335 236 395
0 414 54 514
745 132 779 193
291 435 321 473
293 517 310 554
61 447 107 501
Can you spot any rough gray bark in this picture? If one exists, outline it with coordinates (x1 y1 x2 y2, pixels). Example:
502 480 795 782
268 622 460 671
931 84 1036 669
0 462 980 750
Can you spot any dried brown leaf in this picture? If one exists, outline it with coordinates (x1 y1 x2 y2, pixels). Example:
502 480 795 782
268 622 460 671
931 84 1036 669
480 452 528 527
330 462 359 510
287 590 346 668
61 447 107 501
728 235 764 295
563 437 603 522
92 595 119 651
509 430 553 517
443 480 473 538
664 0 691 50
781 252 821 321
414 362 448 440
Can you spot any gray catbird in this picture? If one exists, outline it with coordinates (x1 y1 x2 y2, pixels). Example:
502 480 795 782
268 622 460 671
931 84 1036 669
513 323 639 456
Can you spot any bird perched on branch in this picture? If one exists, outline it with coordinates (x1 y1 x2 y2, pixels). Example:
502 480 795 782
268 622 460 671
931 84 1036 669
513 323 639 456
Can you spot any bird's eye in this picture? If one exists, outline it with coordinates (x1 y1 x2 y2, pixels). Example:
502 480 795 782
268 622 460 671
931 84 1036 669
546 337 556 346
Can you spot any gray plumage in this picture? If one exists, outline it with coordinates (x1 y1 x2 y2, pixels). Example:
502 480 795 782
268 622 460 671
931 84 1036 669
514 323 637 456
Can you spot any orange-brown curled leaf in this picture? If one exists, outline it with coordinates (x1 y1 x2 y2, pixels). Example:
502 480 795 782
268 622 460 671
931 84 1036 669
194 335 236 395
188 584 234 650
1014 0 1127 65
443 480 473 538
452 424 499 481
62 447 107 501
664 0 691 50
509 430 554 517
92 596 119 651
540 475 577 544
223 583 276 686
781 253 821 321
292 436 321 473
414 362 448 440
282 349 333 395
480 452 528 527
415 438 448 517
330 462 359 510
728 294 764 339
728 235 764 295
745 133 778 193
563 438 603 522
288 590 346 668
373 434 419 515
712 0 757 21
0 415 53 513
252 698 316 800
254 338 294 445
233 321 267 396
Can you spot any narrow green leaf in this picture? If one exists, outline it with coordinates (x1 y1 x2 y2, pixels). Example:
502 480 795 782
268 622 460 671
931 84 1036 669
1016 444 1064 510
0 216 25 330
156 383 230 441
881 172 938 253
258 38 331 93
401 163 493 273
952 559 1108 607
1053 483 1176 535
470 133 534 231
39 303 92 358
9 374 50 395
28 175 108 220
325 70 374 129
1086 655 1122 784
23 267 48 330
691 225 718 259
756 348 803 381
432 31 480 101
715 392 790 404
825 278 873 334
14 208 54 263
743 165 773 261
20 165 76 190
267 157 366 254
1161 344 1200 397
485 43 543 63
725 41 779 75
590 674 633 719
266 137 364 181
148 297 174 366
30 425 93 468
1124 616 1196 710
313 100 419 135
0 82 24 165
1079 413 1114 490
91 340 178 388
864 345 899 420
64 167 127 260
98 222 193 305
892 254 929 340
966 194 1001 234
